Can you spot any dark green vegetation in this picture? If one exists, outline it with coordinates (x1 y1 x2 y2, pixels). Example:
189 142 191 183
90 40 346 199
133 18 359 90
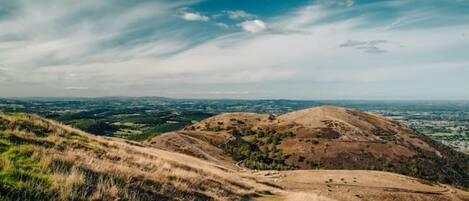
0 98 321 141
406 133 469 188
57 109 209 141
226 127 469 188
345 132 469 188
222 129 296 170
0 98 214 141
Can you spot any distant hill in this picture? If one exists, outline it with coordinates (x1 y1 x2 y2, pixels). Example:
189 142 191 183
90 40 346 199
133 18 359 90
148 106 469 188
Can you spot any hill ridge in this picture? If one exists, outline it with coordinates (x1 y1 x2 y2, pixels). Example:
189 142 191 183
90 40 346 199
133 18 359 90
149 106 469 188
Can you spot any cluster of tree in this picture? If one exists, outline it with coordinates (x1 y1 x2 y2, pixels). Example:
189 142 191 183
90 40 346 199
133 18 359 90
406 140 469 188
222 128 297 170
231 128 294 143
69 119 118 136
364 132 469 188
53 107 212 140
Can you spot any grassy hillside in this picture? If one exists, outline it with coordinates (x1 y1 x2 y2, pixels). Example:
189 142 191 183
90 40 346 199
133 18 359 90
0 113 273 201
1 112 468 201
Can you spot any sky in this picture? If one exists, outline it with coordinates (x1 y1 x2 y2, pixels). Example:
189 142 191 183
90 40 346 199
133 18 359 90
0 0 468 99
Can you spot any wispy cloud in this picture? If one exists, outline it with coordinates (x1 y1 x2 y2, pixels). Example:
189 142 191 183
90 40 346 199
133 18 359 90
345 0 355 7
223 10 257 20
181 11 209 22
215 22 229 29
1 0 469 99
318 0 355 8
65 86 89 90
340 40 388 53
238 20 267 33
1 1 191 66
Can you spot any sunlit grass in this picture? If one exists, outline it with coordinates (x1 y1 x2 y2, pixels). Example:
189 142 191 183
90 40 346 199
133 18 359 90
0 113 273 200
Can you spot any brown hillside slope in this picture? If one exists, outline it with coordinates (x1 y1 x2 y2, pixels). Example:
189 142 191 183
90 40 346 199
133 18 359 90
1 113 468 201
147 132 236 168
148 106 469 188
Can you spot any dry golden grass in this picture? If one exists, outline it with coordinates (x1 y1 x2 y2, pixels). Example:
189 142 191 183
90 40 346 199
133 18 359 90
0 113 276 201
253 170 469 201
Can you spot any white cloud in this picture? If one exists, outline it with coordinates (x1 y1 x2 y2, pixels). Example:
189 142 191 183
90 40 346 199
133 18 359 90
67 73 77 77
345 0 355 7
215 22 229 29
65 86 89 90
181 12 209 22
224 10 257 20
340 40 388 53
238 20 267 33
319 0 355 7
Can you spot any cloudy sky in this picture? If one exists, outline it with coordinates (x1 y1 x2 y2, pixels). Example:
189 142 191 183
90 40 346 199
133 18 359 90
0 0 468 99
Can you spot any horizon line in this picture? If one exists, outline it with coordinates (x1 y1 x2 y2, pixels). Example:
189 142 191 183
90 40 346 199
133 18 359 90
2 96 469 102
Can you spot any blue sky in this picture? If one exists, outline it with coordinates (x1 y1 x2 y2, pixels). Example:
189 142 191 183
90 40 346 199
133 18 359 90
0 0 468 99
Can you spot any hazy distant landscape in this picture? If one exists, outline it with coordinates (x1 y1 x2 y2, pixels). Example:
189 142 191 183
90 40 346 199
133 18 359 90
1 97 468 153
